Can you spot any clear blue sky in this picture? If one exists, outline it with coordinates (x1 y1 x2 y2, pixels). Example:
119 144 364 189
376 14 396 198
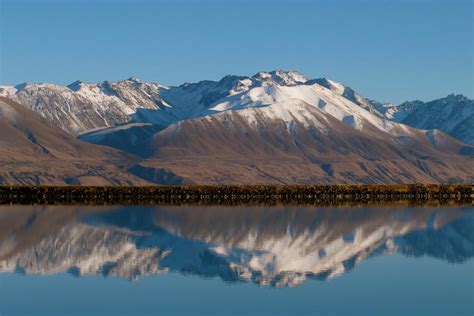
1 0 472 103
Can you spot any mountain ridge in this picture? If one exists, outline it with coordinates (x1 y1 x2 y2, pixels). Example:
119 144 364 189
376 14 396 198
1 71 471 143
1 70 473 185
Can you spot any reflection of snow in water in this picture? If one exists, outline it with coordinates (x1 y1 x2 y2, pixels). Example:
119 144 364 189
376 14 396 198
0 206 472 287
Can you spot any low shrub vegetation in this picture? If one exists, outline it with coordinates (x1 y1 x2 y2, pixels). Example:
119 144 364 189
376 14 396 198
0 184 472 206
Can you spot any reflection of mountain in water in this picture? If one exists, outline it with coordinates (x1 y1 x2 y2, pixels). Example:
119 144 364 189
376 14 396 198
0 206 472 287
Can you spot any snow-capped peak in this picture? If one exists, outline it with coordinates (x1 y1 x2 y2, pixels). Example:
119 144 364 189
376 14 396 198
252 70 309 86
127 76 141 83
67 80 85 92
2 71 471 146
0 85 19 97
383 93 474 144
14 83 29 93
308 78 345 94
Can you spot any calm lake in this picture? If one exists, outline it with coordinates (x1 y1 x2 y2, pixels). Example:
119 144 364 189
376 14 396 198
0 205 472 315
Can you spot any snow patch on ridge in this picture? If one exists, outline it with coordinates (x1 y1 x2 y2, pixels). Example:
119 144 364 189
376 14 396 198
0 86 18 97
2 70 459 145
203 100 330 134
204 79 409 137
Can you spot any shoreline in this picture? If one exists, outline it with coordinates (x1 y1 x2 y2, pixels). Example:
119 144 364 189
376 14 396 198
0 184 472 206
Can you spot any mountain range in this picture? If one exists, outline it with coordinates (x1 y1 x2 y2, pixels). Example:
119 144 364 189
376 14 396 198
0 70 473 185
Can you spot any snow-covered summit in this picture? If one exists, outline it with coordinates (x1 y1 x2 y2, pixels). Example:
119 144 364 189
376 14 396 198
252 70 310 86
127 76 142 83
1 71 472 147
383 94 474 144
67 80 85 91
0 78 170 134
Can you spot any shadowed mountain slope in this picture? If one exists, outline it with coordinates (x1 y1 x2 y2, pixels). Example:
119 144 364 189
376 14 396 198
0 97 153 185
383 94 474 145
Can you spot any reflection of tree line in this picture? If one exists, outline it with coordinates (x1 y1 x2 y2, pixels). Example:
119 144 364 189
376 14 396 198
0 184 472 205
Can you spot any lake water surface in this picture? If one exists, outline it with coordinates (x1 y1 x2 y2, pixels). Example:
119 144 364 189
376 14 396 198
0 205 472 315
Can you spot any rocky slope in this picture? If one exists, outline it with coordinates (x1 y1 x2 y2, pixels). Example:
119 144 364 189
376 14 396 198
0 97 153 185
0 78 170 135
382 94 474 145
